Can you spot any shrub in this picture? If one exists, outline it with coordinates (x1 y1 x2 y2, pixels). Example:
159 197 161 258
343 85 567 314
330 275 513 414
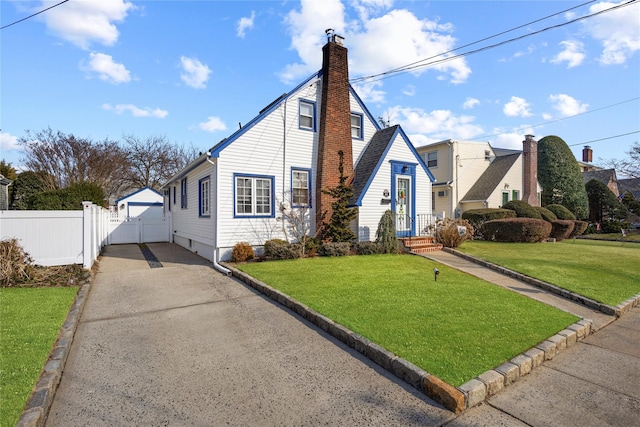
550 220 575 241
600 220 627 234
354 241 382 255
534 206 558 222
231 242 255 263
318 242 351 257
263 239 299 260
304 237 320 257
1 239 36 287
462 208 516 239
570 220 588 237
375 210 397 254
481 218 551 243
502 200 542 219
435 218 474 248
546 204 576 220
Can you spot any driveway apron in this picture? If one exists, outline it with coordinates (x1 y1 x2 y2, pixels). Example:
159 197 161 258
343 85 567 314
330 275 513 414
46 243 455 426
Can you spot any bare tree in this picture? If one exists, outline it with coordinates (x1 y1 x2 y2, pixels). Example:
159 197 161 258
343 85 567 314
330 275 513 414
603 142 640 179
18 128 129 199
122 135 201 191
278 192 313 256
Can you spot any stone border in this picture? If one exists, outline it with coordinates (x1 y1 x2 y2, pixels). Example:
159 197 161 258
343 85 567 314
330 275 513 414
443 247 640 317
16 280 92 427
225 264 593 413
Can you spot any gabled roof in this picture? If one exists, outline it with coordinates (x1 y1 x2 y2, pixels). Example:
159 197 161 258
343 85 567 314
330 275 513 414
461 153 520 201
0 174 12 186
582 168 617 185
618 177 640 199
115 186 163 204
350 125 434 207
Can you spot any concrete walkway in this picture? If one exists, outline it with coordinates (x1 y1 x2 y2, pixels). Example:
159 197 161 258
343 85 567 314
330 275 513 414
45 243 456 426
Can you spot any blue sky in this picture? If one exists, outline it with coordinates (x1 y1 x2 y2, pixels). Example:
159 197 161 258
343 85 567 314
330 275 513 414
1 0 639 172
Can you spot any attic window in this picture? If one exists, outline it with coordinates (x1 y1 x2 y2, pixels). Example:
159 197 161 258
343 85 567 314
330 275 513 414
299 100 316 131
350 112 363 139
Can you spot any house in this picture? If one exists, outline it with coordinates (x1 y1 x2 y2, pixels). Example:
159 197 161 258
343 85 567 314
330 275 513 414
112 187 164 219
0 174 11 210
415 135 541 218
582 169 620 198
162 33 435 263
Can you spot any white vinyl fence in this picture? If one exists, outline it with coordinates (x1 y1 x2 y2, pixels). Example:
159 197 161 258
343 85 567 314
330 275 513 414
1 202 108 269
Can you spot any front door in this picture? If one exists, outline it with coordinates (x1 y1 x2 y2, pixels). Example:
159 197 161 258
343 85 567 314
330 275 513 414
396 176 411 236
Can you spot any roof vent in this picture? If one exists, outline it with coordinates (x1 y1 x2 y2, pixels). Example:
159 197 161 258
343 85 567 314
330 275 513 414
325 28 344 45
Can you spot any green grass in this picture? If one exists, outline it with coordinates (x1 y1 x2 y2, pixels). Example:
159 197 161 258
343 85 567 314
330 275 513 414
0 287 78 427
238 255 577 386
458 239 640 306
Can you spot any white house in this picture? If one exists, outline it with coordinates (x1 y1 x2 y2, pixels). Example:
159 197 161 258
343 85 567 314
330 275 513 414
416 135 541 218
0 174 11 210
113 187 164 219
163 34 435 264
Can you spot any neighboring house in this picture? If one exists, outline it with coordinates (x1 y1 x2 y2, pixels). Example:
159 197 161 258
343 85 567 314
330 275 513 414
162 34 435 262
0 174 11 210
416 135 541 218
112 187 163 219
618 178 640 200
582 168 620 198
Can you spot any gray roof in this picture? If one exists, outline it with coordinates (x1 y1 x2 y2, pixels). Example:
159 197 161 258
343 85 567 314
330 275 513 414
350 125 399 205
618 177 640 199
582 168 617 185
461 153 520 201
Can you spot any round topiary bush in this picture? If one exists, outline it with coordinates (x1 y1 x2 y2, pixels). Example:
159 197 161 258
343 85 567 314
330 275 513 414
550 220 575 241
534 206 558 222
231 242 255 263
481 218 551 242
461 208 516 239
570 220 588 237
546 204 576 220
502 200 542 219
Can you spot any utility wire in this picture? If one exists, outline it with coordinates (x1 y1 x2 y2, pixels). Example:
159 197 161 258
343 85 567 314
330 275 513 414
351 0 638 84
1 0 70 30
568 131 640 147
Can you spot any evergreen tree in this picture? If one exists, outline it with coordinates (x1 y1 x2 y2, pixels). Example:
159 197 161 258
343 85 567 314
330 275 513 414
585 179 628 223
321 151 358 242
538 135 589 219
375 210 397 253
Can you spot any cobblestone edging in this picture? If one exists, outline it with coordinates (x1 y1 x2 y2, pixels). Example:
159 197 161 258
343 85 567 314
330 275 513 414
225 264 593 413
443 247 640 317
16 280 93 427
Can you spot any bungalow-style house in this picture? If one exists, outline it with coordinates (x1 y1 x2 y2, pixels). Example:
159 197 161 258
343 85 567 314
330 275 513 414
416 135 541 218
162 33 435 263
112 187 164 220
0 174 11 210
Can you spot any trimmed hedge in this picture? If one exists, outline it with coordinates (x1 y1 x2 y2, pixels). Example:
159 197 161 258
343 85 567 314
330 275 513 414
461 208 516 238
502 200 542 219
534 206 558 222
263 239 300 259
353 241 382 255
481 218 551 243
318 242 351 257
550 220 575 241
570 220 588 237
546 204 576 220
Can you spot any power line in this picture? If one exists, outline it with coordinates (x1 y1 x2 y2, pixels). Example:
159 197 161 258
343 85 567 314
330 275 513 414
569 131 639 147
1 0 69 30
351 0 638 84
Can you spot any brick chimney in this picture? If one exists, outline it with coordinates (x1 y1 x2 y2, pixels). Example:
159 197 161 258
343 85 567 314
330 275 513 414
522 134 538 206
582 145 593 163
315 31 354 234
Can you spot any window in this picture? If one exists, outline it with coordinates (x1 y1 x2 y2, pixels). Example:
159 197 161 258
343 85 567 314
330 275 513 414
173 186 176 205
180 178 187 209
164 189 171 211
425 151 438 168
502 192 509 206
512 190 520 201
299 100 315 131
291 168 311 207
350 112 363 139
199 176 210 217
234 174 274 217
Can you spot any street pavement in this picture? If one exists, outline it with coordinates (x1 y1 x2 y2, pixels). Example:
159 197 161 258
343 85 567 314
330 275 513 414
45 243 639 426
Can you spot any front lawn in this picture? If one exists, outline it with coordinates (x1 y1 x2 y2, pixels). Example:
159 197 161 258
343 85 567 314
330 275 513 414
458 239 640 306
237 254 577 386
0 287 78 427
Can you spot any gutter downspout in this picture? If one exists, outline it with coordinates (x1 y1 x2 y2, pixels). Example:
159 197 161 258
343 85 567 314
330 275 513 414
206 155 231 276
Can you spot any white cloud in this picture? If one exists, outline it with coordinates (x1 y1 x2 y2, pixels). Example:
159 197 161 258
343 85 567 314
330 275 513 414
279 1 470 85
83 52 131 84
463 97 480 109
0 132 21 152
492 129 535 150
551 40 586 68
102 103 168 118
402 85 416 97
582 1 640 65
352 81 386 103
198 116 227 132
383 105 484 141
180 56 212 89
503 96 532 118
236 11 256 38
39 0 135 49
548 94 589 117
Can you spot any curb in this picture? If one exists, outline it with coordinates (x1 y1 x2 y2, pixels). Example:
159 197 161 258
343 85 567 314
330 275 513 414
443 247 640 317
225 263 592 413
16 279 93 427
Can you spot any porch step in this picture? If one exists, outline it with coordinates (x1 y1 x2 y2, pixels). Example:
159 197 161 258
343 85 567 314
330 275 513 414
399 237 443 254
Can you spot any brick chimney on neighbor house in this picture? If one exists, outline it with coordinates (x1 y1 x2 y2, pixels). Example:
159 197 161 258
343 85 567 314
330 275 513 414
522 134 539 206
315 30 354 234
583 145 593 163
